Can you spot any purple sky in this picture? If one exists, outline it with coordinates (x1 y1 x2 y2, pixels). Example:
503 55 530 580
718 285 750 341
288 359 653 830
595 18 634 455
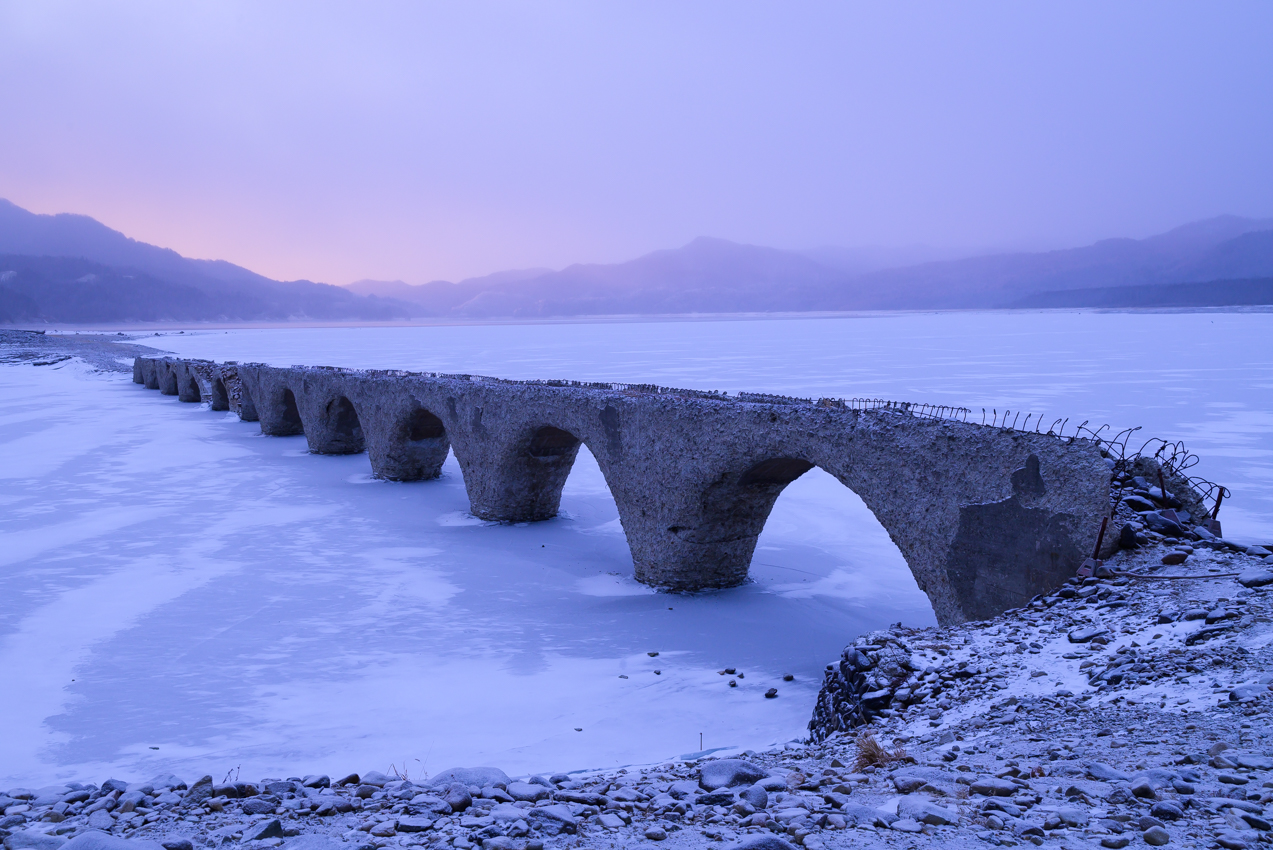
2 2 1271 285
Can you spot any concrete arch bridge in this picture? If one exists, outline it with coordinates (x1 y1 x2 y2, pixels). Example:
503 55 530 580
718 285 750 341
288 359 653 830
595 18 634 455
134 355 1112 625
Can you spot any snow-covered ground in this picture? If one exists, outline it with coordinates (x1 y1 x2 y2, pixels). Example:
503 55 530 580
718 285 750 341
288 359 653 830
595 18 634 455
2 309 1270 790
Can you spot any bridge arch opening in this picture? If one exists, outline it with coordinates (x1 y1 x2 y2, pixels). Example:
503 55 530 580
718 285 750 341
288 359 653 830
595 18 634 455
404 407 446 442
280 388 304 434
527 426 581 460
210 377 229 411
180 372 201 402
374 403 450 480
745 459 933 623
320 395 364 453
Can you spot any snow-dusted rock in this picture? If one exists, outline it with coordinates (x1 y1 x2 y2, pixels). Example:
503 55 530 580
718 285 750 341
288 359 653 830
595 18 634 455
426 767 509 789
698 759 767 791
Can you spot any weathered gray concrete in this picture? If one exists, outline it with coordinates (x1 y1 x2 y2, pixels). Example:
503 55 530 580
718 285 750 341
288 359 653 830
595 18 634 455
134 355 1114 625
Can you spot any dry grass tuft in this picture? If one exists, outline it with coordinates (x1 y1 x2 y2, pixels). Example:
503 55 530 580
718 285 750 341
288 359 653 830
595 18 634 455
853 731 907 771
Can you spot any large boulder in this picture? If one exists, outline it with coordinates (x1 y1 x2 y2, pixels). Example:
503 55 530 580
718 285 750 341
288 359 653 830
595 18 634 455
61 832 165 850
699 759 767 791
4 833 67 850
426 768 510 789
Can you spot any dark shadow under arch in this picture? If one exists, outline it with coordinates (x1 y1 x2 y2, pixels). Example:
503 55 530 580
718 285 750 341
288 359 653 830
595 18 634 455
375 403 450 480
209 378 229 411
318 395 364 453
528 425 581 459
179 372 202 403
404 407 446 442
279 388 304 435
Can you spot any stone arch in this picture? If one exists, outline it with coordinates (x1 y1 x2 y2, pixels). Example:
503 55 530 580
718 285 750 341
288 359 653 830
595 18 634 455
653 455 823 588
209 377 230 411
280 389 304 434
256 385 304 436
464 424 585 522
178 371 202 403
236 378 259 422
306 394 364 454
158 363 179 395
372 404 451 481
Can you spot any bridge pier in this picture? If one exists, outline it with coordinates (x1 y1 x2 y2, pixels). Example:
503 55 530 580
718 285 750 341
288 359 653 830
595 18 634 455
157 360 179 395
346 380 452 480
175 361 203 402
236 365 304 436
141 358 160 389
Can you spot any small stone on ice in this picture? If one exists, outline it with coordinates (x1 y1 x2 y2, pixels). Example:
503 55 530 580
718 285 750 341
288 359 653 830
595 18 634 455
765 688 778 698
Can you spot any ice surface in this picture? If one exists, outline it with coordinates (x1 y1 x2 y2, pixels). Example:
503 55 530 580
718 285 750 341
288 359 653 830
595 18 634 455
4 310 1271 788
0 359 930 788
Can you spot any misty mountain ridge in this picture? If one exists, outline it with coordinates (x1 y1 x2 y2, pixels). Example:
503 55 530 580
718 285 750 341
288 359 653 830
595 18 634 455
0 199 415 322
2 195 1272 323
347 216 1273 317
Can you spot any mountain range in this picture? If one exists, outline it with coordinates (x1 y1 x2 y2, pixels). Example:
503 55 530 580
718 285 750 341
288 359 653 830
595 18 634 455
2 197 1272 324
0 199 414 323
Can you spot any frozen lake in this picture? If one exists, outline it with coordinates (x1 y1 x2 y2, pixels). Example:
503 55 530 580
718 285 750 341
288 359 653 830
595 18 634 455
2 309 1271 787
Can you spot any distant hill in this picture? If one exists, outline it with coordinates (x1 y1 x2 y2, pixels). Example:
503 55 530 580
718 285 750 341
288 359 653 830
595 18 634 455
1013 277 1273 309
342 216 1273 317
0 199 415 323
5 195 1273 323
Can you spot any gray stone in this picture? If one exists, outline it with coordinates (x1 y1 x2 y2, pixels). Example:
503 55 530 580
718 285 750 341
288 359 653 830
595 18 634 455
1150 801 1184 821
891 818 924 833
700 760 767 791
1231 685 1268 702
395 818 432 834
1239 569 1273 588
358 772 391 787
897 796 958 826
160 840 192 850
4 832 67 850
426 768 509 790
503 782 547 803
300 776 329 790
595 813 624 829
839 803 896 828
242 799 277 816
739 785 768 809
407 794 451 816
525 804 577 835
969 776 1017 797
643 826 667 841
730 837 799 850
62 834 163 850
147 356 1114 626
1068 627 1108 643
1085 763 1132 782
441 784 471 813
184 776 213 806
1143 826 1171 846
278 836 346 850
1235 754 1273 770
86 812 114 831
244 821 284 841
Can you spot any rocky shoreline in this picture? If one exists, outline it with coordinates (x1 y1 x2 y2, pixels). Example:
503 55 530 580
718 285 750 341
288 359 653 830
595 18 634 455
4 536 1269 850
